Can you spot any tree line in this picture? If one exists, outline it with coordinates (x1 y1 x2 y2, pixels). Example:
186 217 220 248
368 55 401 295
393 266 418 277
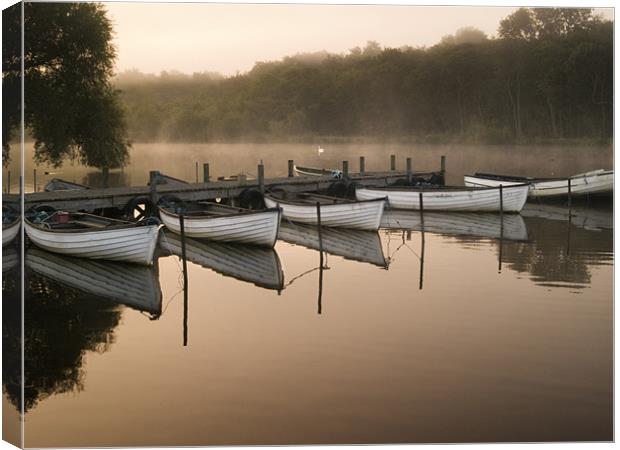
2 6 612 170
115 8 612 145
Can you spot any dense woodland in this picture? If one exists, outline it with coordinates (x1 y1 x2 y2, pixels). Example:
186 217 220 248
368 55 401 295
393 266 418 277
115 8 613 145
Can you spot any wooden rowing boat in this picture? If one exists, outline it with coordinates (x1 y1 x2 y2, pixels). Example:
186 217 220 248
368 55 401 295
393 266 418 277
293 165 343 179
2 207 20 246
158 202 280 247
464 169 613 198
24 211 160 265
44 178 90 191
25 248 163 316
2 245 18 273
356 184 529 212
278 221 388 268
160 230 284 290
264 192 385 231
381 210 528 241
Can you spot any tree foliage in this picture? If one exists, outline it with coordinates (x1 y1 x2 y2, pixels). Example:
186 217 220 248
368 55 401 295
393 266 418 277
114 7 611 144
2 2 130 168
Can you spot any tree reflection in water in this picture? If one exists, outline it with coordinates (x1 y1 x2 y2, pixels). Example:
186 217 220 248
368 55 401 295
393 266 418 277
3 270 122 413
500 215 613 288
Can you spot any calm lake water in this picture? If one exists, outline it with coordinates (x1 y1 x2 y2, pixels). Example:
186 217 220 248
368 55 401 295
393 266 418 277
2 142 613 446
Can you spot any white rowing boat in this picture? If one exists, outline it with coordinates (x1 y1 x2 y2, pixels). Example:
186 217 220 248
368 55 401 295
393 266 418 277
381 210 528 241
25 211 160 266
278 221 388 267
3 216 20 246
2 245 18 273
44 178 90 191
356 184 529 212
160 230 284 290
26 248 162 316
293 165 343 179
264 192 385 231
464 169 613 198
159 202 280 247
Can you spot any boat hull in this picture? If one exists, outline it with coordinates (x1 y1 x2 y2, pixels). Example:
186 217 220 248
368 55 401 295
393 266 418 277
264 196 385 231
24 221 160 266
464 170 613 198
356 185 529 212
3 219 20 246
159 207 280 247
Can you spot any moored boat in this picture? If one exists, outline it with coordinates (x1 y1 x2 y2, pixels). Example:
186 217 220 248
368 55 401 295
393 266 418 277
3 206 20 246
293 165 343 179
356 184 529 212
464 169 613 198
160 230 285 290
24 210 160 265
44 178 90 191
158 201 280 247
264 192 385 231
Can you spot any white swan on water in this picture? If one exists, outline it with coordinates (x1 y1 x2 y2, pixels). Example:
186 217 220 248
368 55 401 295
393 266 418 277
317 146 325 155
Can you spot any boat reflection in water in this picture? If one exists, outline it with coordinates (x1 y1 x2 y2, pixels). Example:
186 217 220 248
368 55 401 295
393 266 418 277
501 204 612 289
159 230 285 291
278 221 388 268
4 251 161 414
381 209 528 241
25 248 163 317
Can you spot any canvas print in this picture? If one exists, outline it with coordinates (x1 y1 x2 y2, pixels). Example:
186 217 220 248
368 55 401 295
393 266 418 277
1 1 614 447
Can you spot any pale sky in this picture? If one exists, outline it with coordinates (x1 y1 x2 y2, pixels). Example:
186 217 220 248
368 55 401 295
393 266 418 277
104 2 614 76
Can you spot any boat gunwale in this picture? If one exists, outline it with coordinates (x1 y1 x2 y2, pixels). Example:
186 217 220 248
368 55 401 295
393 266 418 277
467 170 613 183
264 193 386 207
3 216 20 231
158 205 282 220
24 215 155 234
358 183 531 193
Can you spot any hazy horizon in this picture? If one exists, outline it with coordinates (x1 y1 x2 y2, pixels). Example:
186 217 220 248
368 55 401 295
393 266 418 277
105 3 614 77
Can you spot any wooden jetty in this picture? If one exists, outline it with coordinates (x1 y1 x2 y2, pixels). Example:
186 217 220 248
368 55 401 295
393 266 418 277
6 156 445 212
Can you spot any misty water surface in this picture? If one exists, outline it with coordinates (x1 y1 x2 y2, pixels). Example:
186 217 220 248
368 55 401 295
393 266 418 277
2 142 613 445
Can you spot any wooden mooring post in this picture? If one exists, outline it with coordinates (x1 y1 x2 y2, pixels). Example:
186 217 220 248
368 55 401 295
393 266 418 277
180 214 189 346
316 201 324 315
288 160 294 178
406 158 412 183
203 163 210 183
258 162 265 193
390 154 396 171
359 156 366 176
149 170 159 205
33 169 37 192
567 178 572 209
440 155 446 175
6 170 10 194
419 192 425 290
342 160 349 179
195 162 198 183
498 185 504 273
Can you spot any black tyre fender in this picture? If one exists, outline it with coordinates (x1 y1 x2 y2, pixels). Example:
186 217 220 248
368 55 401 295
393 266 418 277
124 196 156 221
327 181 349 198
239 188 265 210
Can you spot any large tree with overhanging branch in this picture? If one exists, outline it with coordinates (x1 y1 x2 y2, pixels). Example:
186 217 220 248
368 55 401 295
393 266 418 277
2 2 130 169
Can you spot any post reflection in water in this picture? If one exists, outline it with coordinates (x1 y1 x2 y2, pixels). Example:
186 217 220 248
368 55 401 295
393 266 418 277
6 200 613 446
